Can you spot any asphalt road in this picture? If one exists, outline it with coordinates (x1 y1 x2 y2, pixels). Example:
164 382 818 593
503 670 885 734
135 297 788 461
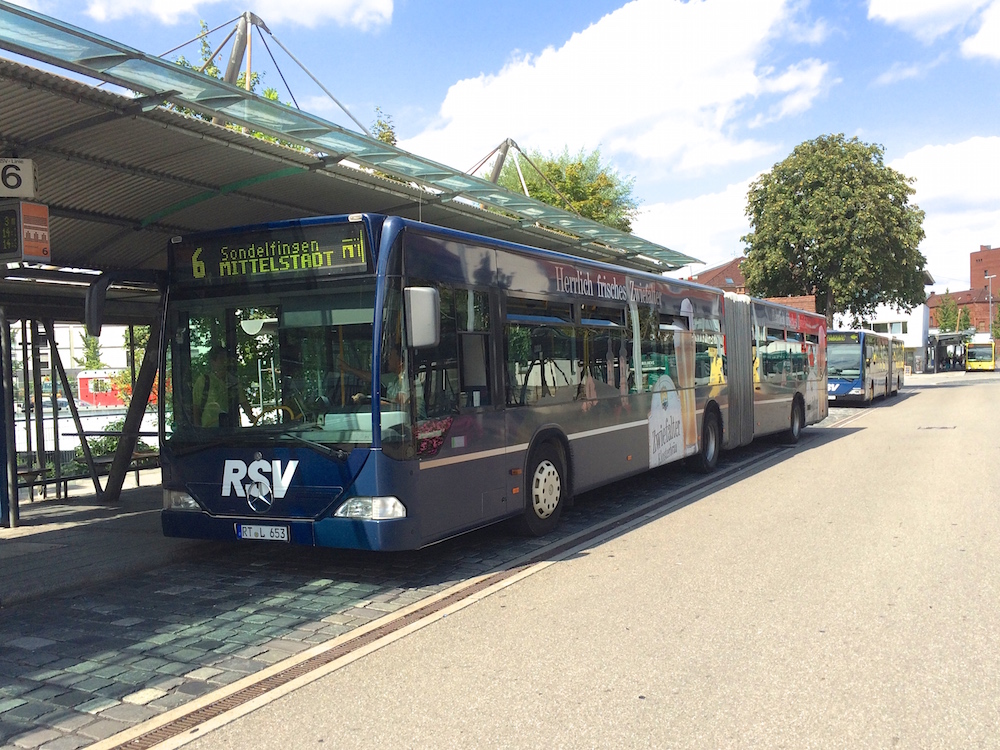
182 372 1000 749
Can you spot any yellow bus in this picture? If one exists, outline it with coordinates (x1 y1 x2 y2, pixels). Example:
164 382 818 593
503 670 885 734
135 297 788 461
966 341 996 372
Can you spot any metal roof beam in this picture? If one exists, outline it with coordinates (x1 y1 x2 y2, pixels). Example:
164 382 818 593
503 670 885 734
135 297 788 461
20 92 178 149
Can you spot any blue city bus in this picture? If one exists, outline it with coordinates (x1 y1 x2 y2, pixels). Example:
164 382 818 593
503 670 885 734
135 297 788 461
826 329 903 404
160 214 828 550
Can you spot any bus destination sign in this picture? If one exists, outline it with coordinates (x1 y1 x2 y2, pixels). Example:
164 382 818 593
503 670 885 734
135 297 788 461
171 222 369 287
827 332 860 344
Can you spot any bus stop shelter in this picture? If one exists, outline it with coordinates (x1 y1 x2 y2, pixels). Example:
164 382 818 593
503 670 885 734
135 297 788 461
0 4 699 527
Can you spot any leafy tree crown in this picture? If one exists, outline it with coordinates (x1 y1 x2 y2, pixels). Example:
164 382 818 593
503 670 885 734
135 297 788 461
742 134 928 325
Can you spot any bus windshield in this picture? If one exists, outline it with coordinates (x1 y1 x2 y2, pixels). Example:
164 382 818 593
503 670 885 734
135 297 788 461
164 279 384 450
827 340 862 378
967 343 994 362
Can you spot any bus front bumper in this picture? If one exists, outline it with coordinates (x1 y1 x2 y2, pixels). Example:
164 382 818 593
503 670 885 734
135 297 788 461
161 510 419 551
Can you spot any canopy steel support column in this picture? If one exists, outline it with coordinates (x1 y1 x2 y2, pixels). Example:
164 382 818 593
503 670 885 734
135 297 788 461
47 320 61 498
101 300 161 502
44 320 101 496
30 320 46 498
1 308 17 527
20 320 31 465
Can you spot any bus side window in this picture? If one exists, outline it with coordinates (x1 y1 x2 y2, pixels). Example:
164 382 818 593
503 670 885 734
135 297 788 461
456 289 491 408
408 283 459 418
459 333 490 407
505 297 575 407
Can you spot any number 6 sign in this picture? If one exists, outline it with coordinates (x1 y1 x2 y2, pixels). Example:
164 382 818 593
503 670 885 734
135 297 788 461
0 158 36 199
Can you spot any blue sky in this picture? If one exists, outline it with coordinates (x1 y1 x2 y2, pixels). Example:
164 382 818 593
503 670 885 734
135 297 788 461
9 0 1000 294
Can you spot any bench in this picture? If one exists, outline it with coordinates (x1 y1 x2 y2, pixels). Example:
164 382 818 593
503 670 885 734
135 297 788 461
92 450 160 484
16 466 46 498
16 466 74 498
15 451 160 499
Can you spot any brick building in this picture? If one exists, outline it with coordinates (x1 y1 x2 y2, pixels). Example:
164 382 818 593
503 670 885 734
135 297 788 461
927 244 1000 333
688 258 816 312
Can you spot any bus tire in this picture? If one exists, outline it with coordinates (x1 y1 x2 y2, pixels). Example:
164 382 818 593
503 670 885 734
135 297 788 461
518 443 565 536
688 410 720 474
786 399 804 443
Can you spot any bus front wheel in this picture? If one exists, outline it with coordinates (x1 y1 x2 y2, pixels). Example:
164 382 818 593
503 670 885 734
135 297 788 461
688 411 720 474
518 443 565 536
786 400 804 443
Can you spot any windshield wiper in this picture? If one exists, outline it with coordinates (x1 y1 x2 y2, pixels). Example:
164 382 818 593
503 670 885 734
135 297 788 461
258 424 350 460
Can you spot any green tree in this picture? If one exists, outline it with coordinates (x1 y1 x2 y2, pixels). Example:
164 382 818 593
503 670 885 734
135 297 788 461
742 134 927 326
75 333 106 369
936 291 957 333
111 325 156 407
993 307 1000 340
124 326 150 370
958 306 971 332
495 147 639 232
371 106 397 146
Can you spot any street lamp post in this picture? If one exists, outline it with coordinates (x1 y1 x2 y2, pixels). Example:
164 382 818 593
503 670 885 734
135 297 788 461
988 274 997 340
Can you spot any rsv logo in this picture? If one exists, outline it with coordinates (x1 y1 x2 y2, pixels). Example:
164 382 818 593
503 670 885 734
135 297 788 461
222 458 299 514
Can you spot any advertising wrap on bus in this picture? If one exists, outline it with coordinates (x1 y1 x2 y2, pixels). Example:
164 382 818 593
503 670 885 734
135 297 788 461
160 214 827 551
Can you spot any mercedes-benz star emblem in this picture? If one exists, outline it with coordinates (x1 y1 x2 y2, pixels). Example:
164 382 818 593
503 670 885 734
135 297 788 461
246 452 272 514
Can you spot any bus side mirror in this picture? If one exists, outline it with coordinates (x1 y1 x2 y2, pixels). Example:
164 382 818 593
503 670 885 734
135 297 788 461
404 287 440 349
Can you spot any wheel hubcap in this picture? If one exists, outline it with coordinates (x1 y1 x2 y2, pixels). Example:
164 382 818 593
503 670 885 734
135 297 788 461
531 460 561 519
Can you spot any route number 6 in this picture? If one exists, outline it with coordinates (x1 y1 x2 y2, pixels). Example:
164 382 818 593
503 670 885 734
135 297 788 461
2 164 22 190
192 247 206 278
0 158 35 198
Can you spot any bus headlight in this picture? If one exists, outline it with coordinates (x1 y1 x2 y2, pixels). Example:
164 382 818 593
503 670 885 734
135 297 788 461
163 490 200 511
334 496 407 520
849 387 863 395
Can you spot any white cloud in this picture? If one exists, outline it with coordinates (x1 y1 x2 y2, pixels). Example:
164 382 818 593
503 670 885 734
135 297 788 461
83 0 392 28
893 136 1000 204
872 55 946 85
85 0 219 24
961 0 1000 56
867 0 991 41
892 137 1000 292
752 58 836 125
401 0 832 176
243 0 392 29
632 179 754 276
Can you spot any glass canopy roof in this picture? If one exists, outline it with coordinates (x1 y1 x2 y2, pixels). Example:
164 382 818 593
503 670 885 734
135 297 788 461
0 3 700 271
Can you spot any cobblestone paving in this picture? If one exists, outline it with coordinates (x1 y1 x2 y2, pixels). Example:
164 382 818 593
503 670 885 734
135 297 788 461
0 440 788 749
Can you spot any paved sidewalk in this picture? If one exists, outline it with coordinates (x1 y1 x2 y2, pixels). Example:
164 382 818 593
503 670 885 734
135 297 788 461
1 471 209 608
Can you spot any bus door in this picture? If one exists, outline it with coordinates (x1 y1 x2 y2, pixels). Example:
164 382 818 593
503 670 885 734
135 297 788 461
754 324 794 435
407 286 508 538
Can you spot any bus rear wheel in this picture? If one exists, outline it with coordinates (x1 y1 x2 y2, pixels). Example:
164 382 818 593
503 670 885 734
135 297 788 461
786 399 804 443
518 443 565 537
688 410 720 474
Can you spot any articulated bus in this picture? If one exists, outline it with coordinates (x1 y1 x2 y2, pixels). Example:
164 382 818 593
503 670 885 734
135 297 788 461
826 329 904 404
966 341 996 372
160 214 827 550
